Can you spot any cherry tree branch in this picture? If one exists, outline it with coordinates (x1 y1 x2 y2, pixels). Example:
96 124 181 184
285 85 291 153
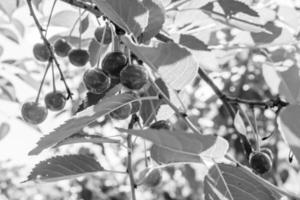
27 0 73 99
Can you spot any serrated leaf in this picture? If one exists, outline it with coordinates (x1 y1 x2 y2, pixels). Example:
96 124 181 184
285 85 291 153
138 0 165 42
278 105 300 163
234 110 246 135
50 10 78 28
54 134 120 148
262 65 300 104
121 36 198 90
94 0 149 39
204 163 282 200
204 180 229 200
79 15 89 34
26 155 104 182
217 0 259 17
150 145 203 164
29 93 138 155
117 128 228 159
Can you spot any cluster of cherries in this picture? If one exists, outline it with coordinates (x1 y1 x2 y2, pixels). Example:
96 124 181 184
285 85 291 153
21 23 149 124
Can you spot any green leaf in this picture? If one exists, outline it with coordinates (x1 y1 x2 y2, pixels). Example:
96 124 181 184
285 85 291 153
54 134 120 148
11 18 25 37
117 128 228 159
251 21 295 45
0 0 18 18
262 65 300 104
0 27 19 43
79 15 89 34
150 145 203 164
93 0 149 39
204 163 283 200
278 105 300 163
25 155 104 182
88 38 101 67
29 93 139 155
217 0 259 17
0 122 9 141
121 36 198 90
50 10 78 28
234 110 246 135
138 0 165 43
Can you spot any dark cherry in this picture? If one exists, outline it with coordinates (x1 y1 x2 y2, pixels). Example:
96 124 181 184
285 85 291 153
68 49 90 67
120 64 148 90
54 39 71 57
149 120 171 130
44 91 66 111
83 68 111 94
143 168 162 187
33 43 51 62
109 103 132 120
21 101 48 124
101 51 128 78
249 151 273 174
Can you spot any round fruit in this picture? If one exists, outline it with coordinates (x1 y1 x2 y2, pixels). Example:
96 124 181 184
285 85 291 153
142 168 162 187
44 91 66 111
120 64 148 90
101 51 128 77
249 151 272 174
150 120 171 130
94 26 112 44
54 39 71 57
21 101 48 124
68 49 90 67
110 104 132 120
83 68 111 94
33 43 51 62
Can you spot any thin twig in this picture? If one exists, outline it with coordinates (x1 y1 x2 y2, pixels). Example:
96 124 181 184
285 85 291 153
127 115 138 200
35 60 52 103
27 0 73 99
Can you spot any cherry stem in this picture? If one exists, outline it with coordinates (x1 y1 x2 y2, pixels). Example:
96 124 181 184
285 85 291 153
78 7 82 49
27 0 73 99
109 22 119 52
135 115 148 167
35 60 52 104
127 115 137 200
96 20 108 68
51 62 56 92
45 0 57 37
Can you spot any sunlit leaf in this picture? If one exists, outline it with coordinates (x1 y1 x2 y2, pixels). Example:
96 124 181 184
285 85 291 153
121 36 198 90
50 10 78 28
0 27 19 43
117 128 228 159
138 0 165 43
217 0 259 17
204 163 283 200
0 122 10 141
234 110 247 135
94 0 149 39
0 0 18 17
25 155 104 182
278 105 300 163
150 145 203 164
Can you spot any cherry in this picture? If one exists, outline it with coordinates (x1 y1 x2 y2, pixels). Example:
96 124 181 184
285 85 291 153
44 91 66 111
94 26 112 44
150 120 171 130
101 51 128 77
83 68 111 94
54 39 71 57
33 43 51 62
68 49 90 67
249 150 273 174
142 168 162 187
21 101 48 124
120 64 148 90
110 103 132 120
